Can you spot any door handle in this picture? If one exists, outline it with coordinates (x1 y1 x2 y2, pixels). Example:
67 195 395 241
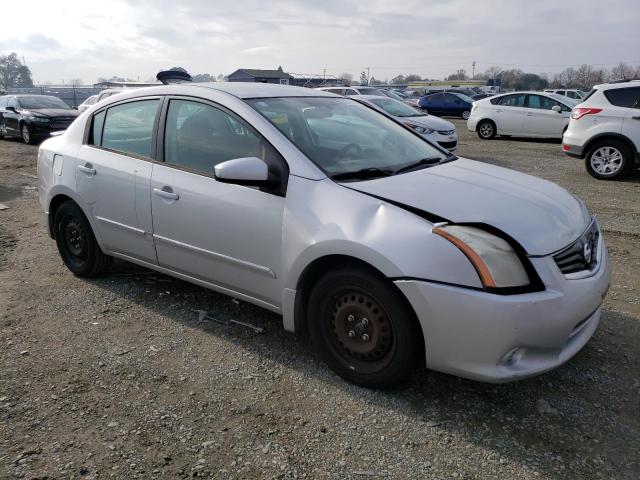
526 113 534 116
77 164 96 175
153 187 179 200
632 116 640 120
495 109 503 113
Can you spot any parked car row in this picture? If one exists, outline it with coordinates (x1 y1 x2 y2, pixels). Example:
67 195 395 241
465 80 640 179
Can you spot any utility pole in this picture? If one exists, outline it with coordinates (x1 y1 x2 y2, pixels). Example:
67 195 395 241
367 67 370 85
472 61 476 79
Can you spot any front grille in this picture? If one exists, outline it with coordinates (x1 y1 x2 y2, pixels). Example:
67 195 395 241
437 140 457 149
437 129 455 135
553 219 599 274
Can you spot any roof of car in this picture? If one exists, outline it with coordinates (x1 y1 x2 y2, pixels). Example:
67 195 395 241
193 82 338 99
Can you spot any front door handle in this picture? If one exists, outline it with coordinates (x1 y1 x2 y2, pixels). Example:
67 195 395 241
526 113 534 116
495 109 503 113
632 116 640 120
153 187 179 200
77 164 96 175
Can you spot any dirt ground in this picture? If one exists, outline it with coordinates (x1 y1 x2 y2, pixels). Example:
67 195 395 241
1 120 639 480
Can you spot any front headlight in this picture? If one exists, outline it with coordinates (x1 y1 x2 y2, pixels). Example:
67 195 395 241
404 122 435 135
433 225 530 288
27 116 50 123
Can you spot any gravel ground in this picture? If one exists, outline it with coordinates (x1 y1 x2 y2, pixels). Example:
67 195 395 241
1 121 639 480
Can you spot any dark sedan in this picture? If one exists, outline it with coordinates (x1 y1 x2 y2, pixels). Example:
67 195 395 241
0 95 80 144
417 92 474 119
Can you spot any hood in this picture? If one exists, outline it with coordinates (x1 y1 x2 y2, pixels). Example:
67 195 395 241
348 158 590 256
27 108 79 118
403 115 455 131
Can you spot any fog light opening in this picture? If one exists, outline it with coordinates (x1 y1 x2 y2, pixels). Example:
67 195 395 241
500 347 525 366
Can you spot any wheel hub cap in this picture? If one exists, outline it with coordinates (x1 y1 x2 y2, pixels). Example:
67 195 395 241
65 220 87 258
592 146 622 175
331 292 393 361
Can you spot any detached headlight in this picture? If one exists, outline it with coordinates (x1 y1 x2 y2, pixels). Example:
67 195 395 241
404 122 435 135
433 225 530 288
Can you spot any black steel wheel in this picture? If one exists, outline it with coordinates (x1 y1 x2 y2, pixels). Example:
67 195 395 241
54 201 112 277
308 268 421 388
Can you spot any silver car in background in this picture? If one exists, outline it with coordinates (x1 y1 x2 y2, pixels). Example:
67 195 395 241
37 83 610 388
356 95 458 151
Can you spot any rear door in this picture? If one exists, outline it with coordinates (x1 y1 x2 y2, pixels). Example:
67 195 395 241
75 97 161 264
610 87 640 153
493 94 527 134
523 94 569 138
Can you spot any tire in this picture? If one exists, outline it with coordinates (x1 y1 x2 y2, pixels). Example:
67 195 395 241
53 201 112 277
476 119 496 140
307 268 421 388
20 123 37 145
461 110 471 120
584 139 632 180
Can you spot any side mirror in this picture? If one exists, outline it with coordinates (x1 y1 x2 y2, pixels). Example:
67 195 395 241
5 106 16 113
214 157 272 187
552 105 562 113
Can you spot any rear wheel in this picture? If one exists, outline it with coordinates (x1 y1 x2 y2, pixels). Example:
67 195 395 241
585 140 631 180
53 201 112 277
476 119 496 140
307 268 421 388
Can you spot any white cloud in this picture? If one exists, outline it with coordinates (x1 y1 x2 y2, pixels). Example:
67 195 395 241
0 0 638 84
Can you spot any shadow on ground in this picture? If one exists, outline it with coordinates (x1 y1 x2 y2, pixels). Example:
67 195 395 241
85 258 640 479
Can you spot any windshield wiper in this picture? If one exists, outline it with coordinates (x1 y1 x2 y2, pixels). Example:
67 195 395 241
331 167 394 181
393 157 443 175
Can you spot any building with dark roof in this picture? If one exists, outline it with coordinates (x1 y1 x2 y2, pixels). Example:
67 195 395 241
227 66 294 84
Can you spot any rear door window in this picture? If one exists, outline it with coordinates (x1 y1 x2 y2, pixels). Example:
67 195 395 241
99 99 160 157
498 94 526 107
604 87 640 108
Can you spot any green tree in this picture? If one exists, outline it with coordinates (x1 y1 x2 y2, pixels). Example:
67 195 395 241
0 53 34 89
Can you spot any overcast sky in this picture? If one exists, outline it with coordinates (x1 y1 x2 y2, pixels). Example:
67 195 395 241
1 0 639 84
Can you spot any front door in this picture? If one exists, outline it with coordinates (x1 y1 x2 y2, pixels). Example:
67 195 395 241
523 95 567 137
150 98 286 306
75 98 161 264
493 93 527 134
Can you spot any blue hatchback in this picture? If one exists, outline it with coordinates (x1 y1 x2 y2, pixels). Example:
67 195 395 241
418 92 474 119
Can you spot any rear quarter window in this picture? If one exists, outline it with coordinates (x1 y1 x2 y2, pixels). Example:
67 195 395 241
603 87 640 108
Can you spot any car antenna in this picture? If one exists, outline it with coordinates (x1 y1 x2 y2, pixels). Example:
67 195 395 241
156 70 193 85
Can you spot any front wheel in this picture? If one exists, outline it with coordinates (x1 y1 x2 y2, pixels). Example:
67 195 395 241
307 268 421 388
461 110 471 120
54 201 112 277
21 123 37 145
585 140 631 180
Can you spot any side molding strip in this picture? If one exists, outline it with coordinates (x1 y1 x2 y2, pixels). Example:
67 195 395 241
153 234 276 278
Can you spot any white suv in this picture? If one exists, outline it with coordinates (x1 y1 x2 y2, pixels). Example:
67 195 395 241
562 80 640 179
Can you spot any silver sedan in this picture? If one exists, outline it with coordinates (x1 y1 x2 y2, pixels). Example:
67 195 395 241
37 83 610 388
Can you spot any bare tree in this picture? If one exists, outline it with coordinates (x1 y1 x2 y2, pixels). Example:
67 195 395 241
337 72 353 85
610 63 633 81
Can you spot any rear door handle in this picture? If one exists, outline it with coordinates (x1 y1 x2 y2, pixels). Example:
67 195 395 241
153 187 179 200
495 109 503 113
77 164 96 175
632 116 640 120
526 113 534 116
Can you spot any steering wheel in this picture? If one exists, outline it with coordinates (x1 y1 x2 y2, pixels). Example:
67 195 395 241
340 143 363 157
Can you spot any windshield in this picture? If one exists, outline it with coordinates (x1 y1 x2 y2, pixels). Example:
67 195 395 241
452 93 475 103
247 97 448 177
383 90 405 101
17 95 71 110
370 97 424 117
